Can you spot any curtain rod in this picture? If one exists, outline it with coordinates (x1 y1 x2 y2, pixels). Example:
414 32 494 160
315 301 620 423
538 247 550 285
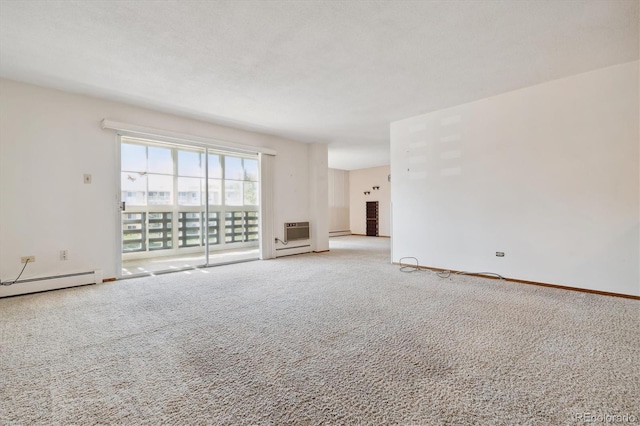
101 119 277 156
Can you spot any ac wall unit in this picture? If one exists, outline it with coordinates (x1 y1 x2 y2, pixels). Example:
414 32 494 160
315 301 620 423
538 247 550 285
285 222 310 241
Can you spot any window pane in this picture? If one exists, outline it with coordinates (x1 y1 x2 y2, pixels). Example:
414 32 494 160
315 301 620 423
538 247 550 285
225 181 242 206
121 143 146 172
244 158 258 181
178 177 203 205
148 212 172 251
244 181 258 205
225 156 243 180
208 154 222 179
122 212 146 252
203 212 220 245
148 146 173 174
207 179 222 205
121 172 147 206
245 211 259 241
148 174 173 205
225 211 244 242
178 150 203 177
179 212 202 247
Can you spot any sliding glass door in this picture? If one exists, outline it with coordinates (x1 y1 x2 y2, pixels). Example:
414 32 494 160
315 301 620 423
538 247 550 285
120 137 259 276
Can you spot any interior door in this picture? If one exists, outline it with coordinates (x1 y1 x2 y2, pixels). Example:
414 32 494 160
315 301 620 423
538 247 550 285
366 201 379 237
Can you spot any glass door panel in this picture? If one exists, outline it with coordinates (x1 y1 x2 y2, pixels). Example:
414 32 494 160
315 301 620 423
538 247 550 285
120 137 260 277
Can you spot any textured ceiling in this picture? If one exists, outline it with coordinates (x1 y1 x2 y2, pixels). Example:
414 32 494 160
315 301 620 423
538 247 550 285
0 0 638 170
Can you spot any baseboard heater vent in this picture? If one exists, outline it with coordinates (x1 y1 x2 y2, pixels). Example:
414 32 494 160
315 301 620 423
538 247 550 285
285 222 310 241
0 270 103 298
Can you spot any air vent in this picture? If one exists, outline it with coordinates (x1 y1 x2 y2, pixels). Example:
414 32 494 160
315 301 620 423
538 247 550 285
285 222 310 241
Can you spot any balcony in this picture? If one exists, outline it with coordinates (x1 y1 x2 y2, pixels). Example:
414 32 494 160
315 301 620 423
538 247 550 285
123 210 259 254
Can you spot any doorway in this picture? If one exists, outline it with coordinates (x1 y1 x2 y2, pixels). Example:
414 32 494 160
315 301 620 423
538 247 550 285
119 137 260 277
366 201 379 237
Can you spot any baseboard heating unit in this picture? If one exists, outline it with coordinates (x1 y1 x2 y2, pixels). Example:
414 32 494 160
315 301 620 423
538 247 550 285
0 270 103 298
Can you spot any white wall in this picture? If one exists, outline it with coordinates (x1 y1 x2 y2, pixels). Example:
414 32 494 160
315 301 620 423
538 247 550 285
0 78 323 284
391 61 639 296
328 168 350 234
349 165 391 237
309 143 329 252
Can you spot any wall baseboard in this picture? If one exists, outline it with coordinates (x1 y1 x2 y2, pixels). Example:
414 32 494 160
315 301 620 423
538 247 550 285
391 262 640 300
275 245 311 258
329 230 351 237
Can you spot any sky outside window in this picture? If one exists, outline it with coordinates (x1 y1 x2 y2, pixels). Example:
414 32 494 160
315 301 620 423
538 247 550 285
122 141 257 208
121 143 146 172
148 146 172 174
225 156 243 180
179 150 204 177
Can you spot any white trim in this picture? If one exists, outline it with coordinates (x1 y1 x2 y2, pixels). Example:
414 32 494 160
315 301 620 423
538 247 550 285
204 153 210 262
275 245 312 258
115 135 123 279
102 119 277 156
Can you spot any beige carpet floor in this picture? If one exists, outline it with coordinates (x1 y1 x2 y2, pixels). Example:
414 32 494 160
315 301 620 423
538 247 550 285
1 236 638 425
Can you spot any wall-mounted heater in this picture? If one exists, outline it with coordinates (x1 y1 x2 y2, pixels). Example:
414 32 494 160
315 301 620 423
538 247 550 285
285 222 310 241
0 269 103 298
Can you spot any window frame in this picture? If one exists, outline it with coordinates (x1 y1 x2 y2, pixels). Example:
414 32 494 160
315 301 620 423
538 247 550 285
120 137 260 260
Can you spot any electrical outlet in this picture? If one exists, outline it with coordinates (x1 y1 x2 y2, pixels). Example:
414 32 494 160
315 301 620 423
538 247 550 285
60 250 68 261
84 174 92 184
21 256 35 263
496 252 505 257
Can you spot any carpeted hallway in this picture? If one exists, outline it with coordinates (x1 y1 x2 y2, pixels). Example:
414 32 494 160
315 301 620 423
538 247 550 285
1 236 638 425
